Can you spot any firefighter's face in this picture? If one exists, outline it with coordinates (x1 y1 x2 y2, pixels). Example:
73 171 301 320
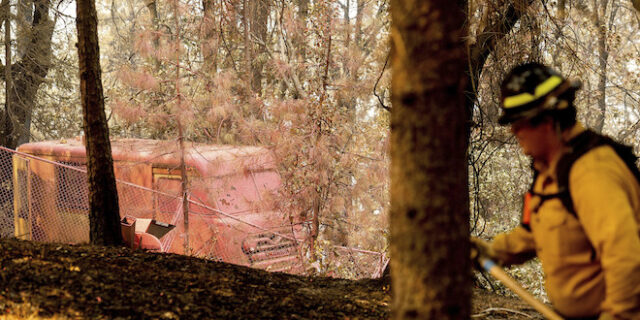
510 117 555 161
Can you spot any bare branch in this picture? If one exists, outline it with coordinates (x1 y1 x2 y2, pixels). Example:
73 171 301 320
252 7 307 99
373 52 390 111
468 0 536 90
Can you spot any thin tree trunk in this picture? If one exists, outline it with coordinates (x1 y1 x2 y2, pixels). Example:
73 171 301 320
593 0 610 133
3 0 11 132
144 0 158 24
558 0 567 19
355 0 362 45
202 0 218 75
76 0 122 246
0 0 14 219
16 0 34 58
243 0 252 93
344 0 350 49
173 0 190 253
143 0 163 72
178 122 190 253
390 0 470 318
252 0 268 94
297 0 308 61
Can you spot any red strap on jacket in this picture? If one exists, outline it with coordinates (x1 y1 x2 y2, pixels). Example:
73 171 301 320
522 192 532 227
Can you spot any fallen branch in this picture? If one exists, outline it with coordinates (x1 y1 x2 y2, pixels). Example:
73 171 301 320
471 307 534 319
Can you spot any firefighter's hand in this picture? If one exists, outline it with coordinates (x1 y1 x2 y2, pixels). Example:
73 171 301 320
470 237 496 260
597 313 615 320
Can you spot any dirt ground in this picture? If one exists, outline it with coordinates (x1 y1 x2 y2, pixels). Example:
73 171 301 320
0 238 543 319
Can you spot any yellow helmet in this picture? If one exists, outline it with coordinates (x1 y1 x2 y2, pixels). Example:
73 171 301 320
498 62 581 125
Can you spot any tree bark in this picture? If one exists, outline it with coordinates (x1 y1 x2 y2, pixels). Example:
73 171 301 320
390 1 470 319
355 0 363 45
143 0 160 48
252 0 269 94
243 0 253 93
466 0 535 123
3 0 11 133
0 0 54 149
16 0 34 58
1 0 12 206
76 0 122 246
344 0 350 49
202 0 218 75
593 0 610 133
558 0 567 19
173 0 190 254
297 0 308 61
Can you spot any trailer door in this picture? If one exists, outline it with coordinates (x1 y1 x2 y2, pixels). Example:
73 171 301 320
152 167 182 222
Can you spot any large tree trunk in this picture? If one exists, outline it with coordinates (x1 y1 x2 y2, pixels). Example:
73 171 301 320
0 0 54 149
390 1 471 319
76 0 123 246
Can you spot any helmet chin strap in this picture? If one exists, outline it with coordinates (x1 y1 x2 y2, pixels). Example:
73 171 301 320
554 120 564 144
544 97 570 143
534 119 568 169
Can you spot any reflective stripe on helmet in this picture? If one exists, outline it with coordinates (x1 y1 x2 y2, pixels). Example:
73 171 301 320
503 75 564 108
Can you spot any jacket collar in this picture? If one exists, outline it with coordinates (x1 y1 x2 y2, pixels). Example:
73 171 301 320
562 122 585 143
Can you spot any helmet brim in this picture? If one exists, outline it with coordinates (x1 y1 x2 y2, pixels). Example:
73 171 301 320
498 102 544 125
498 80 581 126
498 112 524 125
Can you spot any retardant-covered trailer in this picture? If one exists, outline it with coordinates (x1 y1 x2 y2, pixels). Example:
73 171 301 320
12 137 307 273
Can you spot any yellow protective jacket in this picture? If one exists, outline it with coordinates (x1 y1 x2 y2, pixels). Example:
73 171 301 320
491 124 640 319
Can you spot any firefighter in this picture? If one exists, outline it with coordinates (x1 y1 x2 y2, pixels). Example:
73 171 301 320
472 62 640 320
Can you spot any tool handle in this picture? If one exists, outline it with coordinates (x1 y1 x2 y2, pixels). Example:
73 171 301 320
480 258 565 320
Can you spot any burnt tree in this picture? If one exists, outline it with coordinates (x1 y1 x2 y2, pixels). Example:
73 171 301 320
76 0 122 246
390 1 471 319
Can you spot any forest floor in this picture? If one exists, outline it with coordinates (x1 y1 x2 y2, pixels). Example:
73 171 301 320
0 238 544 319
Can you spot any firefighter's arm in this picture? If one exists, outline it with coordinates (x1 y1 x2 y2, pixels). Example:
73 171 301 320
486 226 537 266
571 151 640 318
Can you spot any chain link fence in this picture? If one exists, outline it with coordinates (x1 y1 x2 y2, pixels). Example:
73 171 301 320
0 145 386 279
